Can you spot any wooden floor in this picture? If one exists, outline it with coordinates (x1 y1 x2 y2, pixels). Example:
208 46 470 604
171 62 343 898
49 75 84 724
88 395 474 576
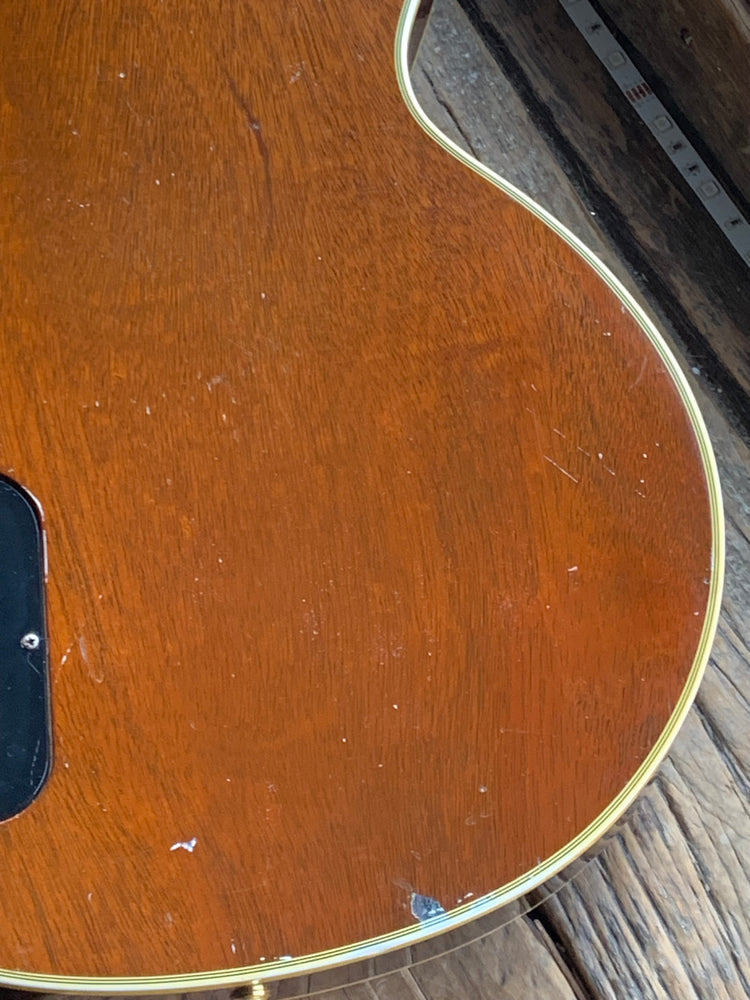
4 1 749 998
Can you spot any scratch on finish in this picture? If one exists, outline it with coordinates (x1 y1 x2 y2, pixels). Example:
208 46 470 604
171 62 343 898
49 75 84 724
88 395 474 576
80 634 104 683
29 738 41 784
543 455 579 483
24 653 41 677
221 67 274 239
629 355 648 390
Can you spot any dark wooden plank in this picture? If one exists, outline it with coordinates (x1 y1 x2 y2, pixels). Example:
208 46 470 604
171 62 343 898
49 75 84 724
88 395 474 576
595 0 750 204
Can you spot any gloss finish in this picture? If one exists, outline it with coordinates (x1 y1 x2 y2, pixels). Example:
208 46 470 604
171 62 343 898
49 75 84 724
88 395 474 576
0 0 717 985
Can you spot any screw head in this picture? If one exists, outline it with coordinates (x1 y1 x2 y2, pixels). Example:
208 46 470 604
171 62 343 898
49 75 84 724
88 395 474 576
20 632 41 650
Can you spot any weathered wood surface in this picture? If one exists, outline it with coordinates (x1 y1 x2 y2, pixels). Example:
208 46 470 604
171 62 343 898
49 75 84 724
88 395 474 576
1 0 747 996
595 0 750 205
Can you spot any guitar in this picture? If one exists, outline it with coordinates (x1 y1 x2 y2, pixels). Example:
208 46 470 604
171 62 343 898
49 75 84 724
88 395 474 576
0 0 722 994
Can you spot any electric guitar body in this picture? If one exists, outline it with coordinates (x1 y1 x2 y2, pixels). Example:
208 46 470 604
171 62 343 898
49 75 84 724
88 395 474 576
0 0 722 993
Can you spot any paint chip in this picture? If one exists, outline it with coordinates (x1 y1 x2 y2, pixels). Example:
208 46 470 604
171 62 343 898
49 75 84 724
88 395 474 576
170 837 198 853
411 892 446 922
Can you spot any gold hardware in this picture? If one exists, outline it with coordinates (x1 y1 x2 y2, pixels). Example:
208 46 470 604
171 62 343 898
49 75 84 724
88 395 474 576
233 982 268 1000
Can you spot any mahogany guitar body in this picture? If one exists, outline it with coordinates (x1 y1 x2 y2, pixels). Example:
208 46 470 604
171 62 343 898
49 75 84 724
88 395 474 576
0 0 722 992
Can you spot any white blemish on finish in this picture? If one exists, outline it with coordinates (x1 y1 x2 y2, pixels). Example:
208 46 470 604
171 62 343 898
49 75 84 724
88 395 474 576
81 635 105 683
170 837 198 853
543 456 579 484
629 356 648 389
568 565 579 573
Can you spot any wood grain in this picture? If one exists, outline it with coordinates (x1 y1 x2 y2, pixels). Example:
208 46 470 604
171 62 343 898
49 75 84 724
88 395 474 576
0 0 717 988
405 2 750 997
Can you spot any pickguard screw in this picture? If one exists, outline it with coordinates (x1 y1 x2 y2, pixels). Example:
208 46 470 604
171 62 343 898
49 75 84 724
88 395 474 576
20 632 41 650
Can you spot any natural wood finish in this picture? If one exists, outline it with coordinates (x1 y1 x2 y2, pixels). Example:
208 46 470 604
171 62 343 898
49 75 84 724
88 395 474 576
3 2 747 998
404 1 750 996
0 0 716 986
